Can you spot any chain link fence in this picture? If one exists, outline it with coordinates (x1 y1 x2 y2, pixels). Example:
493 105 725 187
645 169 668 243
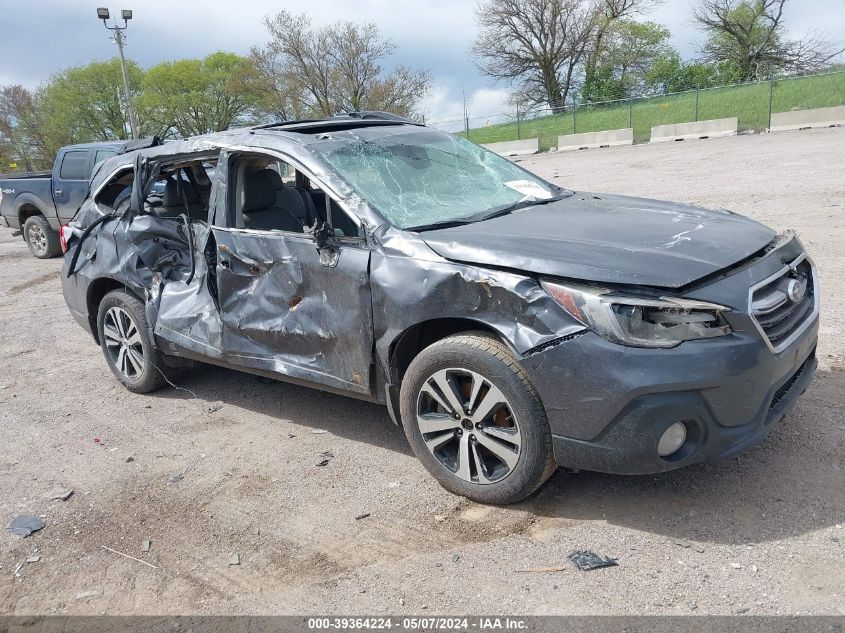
429 70 845 151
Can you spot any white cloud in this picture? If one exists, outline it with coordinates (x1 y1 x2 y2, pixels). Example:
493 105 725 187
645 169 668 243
424 85 514 132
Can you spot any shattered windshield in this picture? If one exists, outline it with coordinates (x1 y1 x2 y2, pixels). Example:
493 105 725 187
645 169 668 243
309 129 560 230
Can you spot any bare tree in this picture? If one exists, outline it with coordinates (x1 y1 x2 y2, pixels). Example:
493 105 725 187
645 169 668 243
473 0 596 112
0 85 46 172
472 0 656 111
251 11 431 119
694 0 844 80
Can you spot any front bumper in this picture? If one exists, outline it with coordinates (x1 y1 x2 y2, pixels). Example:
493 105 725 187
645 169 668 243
520 316 818 475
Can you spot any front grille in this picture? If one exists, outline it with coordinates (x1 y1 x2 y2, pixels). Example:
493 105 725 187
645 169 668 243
750 255 816 351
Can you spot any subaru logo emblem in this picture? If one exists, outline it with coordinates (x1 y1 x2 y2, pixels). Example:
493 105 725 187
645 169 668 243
786 278 806 304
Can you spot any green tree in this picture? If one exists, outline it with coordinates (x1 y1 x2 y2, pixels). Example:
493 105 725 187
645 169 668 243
38 59 143 156
582 19 672 101
644 52 742 93
139 52 260 138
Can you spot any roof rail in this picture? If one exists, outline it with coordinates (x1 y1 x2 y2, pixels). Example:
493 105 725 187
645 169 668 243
253 112 421 131
118 136 163 154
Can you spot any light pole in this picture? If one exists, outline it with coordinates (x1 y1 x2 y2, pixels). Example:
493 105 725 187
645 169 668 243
97 7 139 140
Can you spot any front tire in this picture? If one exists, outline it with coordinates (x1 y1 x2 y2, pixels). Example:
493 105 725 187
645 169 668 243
400 332 556 505
23 215 61 259
96 290 167 394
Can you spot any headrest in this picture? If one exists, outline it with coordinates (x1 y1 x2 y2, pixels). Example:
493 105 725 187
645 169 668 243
162 177 200 207
242 170 280 213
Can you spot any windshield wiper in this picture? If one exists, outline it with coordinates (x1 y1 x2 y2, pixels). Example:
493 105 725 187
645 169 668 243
407 192 570 233
474 194 568 223
406 218 477 232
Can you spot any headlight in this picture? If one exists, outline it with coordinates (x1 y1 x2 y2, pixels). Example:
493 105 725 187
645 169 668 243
541 279 731 348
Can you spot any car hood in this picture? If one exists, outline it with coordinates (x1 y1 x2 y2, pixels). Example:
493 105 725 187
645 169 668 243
420 192 777 289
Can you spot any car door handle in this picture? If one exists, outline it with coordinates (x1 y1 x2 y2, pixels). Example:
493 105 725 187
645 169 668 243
54 189 63 196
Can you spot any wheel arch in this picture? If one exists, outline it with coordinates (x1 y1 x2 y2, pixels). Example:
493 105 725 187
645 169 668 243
388 318 514 384
17 199 45 226
86 277 141 344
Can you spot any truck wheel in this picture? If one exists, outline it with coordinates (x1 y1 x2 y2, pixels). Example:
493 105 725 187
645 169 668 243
400 332 556 505
96 290 167 394
23 215 62 259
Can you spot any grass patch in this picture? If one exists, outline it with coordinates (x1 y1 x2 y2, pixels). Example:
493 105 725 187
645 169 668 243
461 72 845 150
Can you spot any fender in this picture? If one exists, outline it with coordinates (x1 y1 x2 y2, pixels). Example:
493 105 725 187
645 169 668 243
15 192 56 227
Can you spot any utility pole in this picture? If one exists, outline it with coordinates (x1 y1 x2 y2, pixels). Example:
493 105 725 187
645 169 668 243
97 8 139 140
463 90 470 140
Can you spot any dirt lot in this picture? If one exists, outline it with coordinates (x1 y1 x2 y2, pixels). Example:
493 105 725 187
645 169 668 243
0 128 843 616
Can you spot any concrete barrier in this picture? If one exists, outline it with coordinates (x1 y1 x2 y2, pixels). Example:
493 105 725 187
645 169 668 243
557 128 633 152
480 138 539 157
650 117 738 143
770 105 845 132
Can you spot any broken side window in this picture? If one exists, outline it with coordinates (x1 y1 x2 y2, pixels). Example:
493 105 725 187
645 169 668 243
94 167 135 213
148 158 218 223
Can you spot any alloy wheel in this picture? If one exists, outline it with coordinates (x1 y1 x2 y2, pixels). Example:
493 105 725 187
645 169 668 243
27 223 48 256
416 368 522 484
103 307 145 380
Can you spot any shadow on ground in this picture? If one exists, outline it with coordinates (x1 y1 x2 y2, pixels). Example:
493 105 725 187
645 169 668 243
149 361 845 546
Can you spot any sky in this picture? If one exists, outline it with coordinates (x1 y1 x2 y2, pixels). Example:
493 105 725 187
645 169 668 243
1 0 843 129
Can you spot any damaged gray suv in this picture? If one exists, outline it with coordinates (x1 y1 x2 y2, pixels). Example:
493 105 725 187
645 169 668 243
61 113 819 504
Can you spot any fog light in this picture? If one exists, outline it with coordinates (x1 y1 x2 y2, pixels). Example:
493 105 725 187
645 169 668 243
657 422 687 457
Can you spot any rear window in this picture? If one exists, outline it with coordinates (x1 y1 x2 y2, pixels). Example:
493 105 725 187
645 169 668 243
59 151 90 180
94 149 117 166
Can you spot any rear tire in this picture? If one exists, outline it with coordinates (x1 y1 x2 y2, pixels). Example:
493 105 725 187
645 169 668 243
23 215 61 259
400 332 556 505
96 290 167 394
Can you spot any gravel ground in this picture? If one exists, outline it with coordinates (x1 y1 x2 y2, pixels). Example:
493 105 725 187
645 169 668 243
0 128 843 616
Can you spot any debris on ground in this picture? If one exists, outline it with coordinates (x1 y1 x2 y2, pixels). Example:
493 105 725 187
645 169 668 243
13 562 24 576
672 539 704 553
125 456 135 463
311 429 328 434
25 555 40 563
434 514 447 523
168 472 184 484
101 545 159 569
568 550 619 571
452 553 461 563
207 402 224 414
7 516 46 537
516 566 568 573
316 451 334 467
229 553 240 566
46 487 74 501
355 512 371 520
141 540 151 553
